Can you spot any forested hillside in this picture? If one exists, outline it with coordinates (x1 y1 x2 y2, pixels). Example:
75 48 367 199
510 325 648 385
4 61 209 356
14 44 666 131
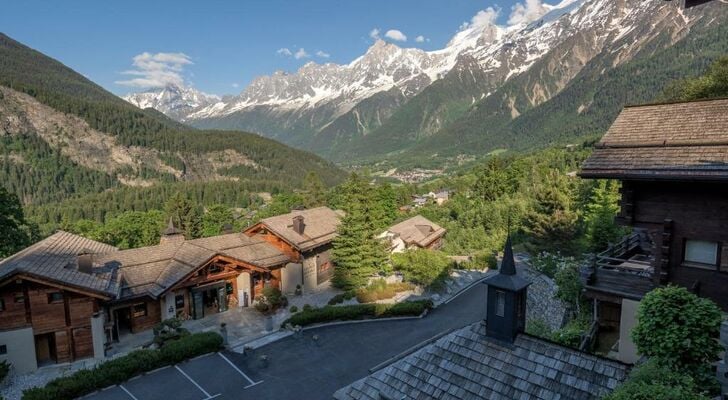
0 33 345 229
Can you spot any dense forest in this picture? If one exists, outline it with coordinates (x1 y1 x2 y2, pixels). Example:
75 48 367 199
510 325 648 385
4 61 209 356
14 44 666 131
0 33 345 227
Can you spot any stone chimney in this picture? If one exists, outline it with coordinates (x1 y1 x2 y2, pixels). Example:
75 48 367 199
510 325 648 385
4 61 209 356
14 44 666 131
292 215 305 235
160 217 185 245
483 235 531 343
77 249 94 274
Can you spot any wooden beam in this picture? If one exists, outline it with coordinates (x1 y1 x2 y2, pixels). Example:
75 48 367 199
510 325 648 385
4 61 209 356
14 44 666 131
4 274 111 300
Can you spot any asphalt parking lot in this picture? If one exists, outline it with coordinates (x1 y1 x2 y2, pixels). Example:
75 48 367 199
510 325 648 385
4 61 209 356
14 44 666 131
83 352 263 400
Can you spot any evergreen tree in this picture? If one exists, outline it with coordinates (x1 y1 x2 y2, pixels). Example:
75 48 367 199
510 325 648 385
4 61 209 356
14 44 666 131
302 171 326 209
0 186 34 257
201 204 234 237
662 56 728 101
164 192 201 239
97 210 166 249
372 183 398 230
332 174 389 289
524 171 581 254
584 180 625 251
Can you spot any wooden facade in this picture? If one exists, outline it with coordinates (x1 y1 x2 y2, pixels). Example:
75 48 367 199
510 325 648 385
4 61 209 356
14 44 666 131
0 279 103 364
617 180 728 309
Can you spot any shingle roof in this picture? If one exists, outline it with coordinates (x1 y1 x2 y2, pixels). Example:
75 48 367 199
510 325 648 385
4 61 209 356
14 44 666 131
0 231 119 297
386 215 446 248
249 206 342 252
334 322 629 400
580 98 728 180
95 233 289 301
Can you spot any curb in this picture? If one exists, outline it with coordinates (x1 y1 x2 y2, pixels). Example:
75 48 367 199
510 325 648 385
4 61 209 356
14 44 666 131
438 274 490 307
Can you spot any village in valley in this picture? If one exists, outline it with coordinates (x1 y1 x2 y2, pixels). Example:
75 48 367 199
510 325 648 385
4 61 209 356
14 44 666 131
1 0 728 399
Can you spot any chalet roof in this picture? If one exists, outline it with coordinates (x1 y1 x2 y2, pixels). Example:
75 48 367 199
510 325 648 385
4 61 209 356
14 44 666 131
334 322 629 400
248 206 342 252
0 231 119 298
580 98 728 180
95 233 289 300
386 215 446 248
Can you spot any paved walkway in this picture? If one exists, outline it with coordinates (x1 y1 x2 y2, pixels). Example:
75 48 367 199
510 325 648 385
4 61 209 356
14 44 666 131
82 281 486 400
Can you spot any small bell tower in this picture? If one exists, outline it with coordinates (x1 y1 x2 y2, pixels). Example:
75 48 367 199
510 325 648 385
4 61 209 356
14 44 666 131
483 235 531 343
160 217 185 245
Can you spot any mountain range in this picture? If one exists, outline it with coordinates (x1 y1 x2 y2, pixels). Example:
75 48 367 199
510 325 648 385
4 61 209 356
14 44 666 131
124 0 728 166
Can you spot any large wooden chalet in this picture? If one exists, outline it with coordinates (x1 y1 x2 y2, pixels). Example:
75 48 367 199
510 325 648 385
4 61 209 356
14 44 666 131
0 207 341 373
579 97 728 363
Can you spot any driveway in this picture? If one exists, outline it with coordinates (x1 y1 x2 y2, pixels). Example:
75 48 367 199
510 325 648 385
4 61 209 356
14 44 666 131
84 281 486 400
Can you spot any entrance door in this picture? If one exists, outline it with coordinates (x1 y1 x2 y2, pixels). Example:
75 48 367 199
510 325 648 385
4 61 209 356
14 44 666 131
114 307 132 341
192 290 204 320
35 333 56 366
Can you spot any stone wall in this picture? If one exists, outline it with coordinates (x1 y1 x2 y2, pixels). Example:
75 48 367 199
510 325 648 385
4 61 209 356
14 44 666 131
517 265 568 331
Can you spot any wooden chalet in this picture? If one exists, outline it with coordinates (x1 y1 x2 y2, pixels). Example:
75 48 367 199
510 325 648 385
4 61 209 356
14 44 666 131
0 218 301 372
379 215 446 253
244 206 342 292
579 97 728 363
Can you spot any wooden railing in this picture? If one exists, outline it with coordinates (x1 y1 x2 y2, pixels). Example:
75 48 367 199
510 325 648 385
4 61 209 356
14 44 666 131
579 320 599 352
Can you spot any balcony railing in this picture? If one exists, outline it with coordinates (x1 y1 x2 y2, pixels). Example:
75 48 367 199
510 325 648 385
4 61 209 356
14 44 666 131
595 232 653 277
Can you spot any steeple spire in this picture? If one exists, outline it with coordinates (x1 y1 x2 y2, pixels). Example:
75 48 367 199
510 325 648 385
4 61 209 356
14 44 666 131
163 217 182 236
500 234 517 276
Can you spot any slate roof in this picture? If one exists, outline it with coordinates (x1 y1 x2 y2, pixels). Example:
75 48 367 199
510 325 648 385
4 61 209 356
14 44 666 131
247 206 342 252
386 215 446 248
94 233 289 301
334 322 630 400
580 98 728 180
0 231 119 298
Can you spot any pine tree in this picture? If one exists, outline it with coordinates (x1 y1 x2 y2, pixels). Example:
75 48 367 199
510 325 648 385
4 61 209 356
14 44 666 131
584 180 624 251
0 186 34 257
332 174 389 289
302 171 326 209
164 192 201 239
201 204 234 237
524 171 581 254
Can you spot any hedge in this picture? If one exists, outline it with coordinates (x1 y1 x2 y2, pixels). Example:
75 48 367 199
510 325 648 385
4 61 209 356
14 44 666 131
283 300 433 327
22 332 223 400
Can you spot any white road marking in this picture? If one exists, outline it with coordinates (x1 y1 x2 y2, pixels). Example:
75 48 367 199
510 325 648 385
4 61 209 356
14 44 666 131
217 352 263 388
174 365 221 399
119 385 139 400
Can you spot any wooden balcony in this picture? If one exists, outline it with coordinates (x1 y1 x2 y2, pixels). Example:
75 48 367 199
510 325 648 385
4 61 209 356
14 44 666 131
583 232 656 302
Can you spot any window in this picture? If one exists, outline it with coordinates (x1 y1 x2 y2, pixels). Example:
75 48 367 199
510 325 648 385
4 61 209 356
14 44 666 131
495 290 506 317
47 292 63 304
0 345 6 355
0 298 5 311
14 293 24 304
684 240 719 267
132 303 148 318
175 295 185 309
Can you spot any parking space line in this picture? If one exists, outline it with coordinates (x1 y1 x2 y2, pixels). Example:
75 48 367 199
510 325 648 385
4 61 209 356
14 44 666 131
119 385 139 400
217 352 264 388
174 365 221 400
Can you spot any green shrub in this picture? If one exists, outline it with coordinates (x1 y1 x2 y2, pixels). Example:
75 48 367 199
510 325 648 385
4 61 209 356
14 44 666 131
525 319 552 339
355 280 415 303
303 304 312 312
392 249 452 288
152 318 189 346
289 305 298 313
605 359 712 400
632 285 722 392
254 286 286 314
282 300 433 327
550 319 588 348
328 293 347 305
22 332 222 400
0 360 10 384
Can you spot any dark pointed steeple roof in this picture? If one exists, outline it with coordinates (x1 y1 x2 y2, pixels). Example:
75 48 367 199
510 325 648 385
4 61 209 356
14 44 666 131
163 217 183 236
483 234 530 291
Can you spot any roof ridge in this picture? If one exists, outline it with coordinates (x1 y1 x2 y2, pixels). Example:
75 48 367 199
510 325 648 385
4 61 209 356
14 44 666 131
624 96 728 108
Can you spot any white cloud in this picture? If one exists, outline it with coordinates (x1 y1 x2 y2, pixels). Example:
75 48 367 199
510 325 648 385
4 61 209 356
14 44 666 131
385 29 407 42
316 50 331 59
469 7 500 30
508 0 550 26
116 52 193 88
232 83 239 88
294 48 310 59
415 35 428 43
369 28 381 40
277 47 293 56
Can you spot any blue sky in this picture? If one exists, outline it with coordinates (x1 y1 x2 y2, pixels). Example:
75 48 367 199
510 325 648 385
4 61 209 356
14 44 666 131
1 0 527 96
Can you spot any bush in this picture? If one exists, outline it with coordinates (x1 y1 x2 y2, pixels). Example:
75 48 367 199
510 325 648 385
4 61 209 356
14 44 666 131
354 280 414 303
550 319 588 348
605 359 712 400
282 300 433 327
328 293 346 305
632 285 722 391
152 318 189 346
22 332 222 400
525 319 552 339
392 249 452 288
289 305 298 313
254 286 286 314
302 304 312 312
530 252 576 279
0 360 9 384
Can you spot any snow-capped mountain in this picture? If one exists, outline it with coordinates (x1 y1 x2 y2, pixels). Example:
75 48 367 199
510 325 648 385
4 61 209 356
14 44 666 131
123 85 219 120
123 0 726 161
